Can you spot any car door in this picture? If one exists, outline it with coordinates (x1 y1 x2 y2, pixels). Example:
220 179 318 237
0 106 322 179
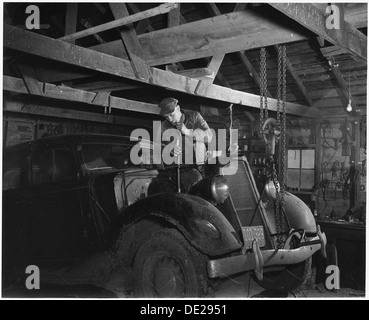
2 146 30 266
23 143 88 262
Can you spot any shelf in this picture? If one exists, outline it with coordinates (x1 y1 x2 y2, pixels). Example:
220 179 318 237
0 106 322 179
287 190 313 195
287 144 316 148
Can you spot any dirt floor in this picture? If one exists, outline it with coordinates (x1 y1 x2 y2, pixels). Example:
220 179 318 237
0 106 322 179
2 271 365 299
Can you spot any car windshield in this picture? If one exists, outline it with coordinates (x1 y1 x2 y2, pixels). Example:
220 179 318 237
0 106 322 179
81 140 160 170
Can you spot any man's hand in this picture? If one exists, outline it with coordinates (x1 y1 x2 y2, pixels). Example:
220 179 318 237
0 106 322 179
169 144 182 157
173 145 181 156
176 123 192 137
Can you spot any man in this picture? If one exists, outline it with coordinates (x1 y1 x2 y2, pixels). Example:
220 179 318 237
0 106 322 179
158 97 213 165
156 97 213 191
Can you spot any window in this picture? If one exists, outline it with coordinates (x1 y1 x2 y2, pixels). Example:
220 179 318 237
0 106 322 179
31 149 53 185
287 149 315 192
81 143 132 170
31 147 75 185
54 149 75 181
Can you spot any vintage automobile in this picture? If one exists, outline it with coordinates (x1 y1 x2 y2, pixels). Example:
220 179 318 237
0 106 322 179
2 133 327 297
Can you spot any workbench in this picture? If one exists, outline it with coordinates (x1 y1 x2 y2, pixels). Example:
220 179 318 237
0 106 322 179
316 220 365 290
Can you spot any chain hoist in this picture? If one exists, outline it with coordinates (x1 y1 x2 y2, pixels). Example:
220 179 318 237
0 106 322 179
259 46 288 248
273 44 288 248
259 47 268 139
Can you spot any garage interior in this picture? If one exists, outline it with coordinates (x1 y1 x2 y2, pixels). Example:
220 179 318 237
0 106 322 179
2 2 367 298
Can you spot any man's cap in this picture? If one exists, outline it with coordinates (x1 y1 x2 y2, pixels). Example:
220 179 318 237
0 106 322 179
158 97 178 115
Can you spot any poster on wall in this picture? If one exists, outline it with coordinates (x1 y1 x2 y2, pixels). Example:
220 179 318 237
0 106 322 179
5 119 35 147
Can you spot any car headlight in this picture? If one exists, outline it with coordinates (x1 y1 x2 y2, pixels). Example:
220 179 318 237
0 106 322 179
211 176 229 204
189 175 229 204
264 179 279 200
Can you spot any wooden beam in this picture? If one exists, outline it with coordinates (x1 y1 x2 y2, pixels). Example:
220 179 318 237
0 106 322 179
18 64 44 96
80 18 105 44
205 54 225 85
168 3 181 27
269 3 367 63
213 72 231 88
32 63 94 83
196 82 320 118
174 67 214 79
127 3 230 88
91 91 110 106
285 56 314 107
72 81 145 92
4 6 13 25
4 24 137 79
4 26 318 118
59 3 178 42
344 4 367 29
91 9 309 66
4 99 151 128
320 46 350 59
3 75 160 115
273 46 314 107
109 3 151 81
65 3 78 44
233 3 248 11
206 3 271 95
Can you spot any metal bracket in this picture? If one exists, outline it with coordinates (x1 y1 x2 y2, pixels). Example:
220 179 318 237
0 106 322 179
317 225 327 259
252 239 264 281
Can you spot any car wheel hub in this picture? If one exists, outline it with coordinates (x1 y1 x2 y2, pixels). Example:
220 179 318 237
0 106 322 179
150 256 186 297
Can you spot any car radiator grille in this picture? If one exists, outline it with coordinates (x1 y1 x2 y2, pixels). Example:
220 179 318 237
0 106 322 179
224 159 265 227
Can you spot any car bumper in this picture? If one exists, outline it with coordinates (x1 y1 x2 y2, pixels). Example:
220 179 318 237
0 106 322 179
207 231 327 279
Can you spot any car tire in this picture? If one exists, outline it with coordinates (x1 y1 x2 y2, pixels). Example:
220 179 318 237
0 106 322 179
253 256 312 293
133 228 210 298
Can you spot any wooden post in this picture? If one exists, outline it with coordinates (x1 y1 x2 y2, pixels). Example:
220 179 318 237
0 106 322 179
59 3 178 42
65 3 78 44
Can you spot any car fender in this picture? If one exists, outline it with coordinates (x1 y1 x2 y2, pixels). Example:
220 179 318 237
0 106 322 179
122 193 242 256
283 192 317 234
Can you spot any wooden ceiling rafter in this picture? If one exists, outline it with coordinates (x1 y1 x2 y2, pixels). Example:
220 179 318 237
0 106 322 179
65 3 78 45
59 3 178 43
109 3 151 81
4 24 319 118
90 9 309 66
4 75 160 115
206 3 272 96
127 2 230 87
4 98 152 128
269 3 367 64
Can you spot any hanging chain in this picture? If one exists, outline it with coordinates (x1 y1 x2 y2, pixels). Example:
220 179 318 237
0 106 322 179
274 45 288 249
276 46 282 131
259 48 268 137
281 45 287 205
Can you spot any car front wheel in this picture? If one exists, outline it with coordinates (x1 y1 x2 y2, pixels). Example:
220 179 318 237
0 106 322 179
133 228 210 298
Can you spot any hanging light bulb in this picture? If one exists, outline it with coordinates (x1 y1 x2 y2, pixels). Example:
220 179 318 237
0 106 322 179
346 99 352 112
346 59 352 113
